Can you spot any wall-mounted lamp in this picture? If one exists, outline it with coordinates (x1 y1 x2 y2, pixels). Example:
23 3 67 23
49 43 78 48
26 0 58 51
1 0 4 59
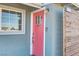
41 6 49 13
44 7 49 14
46 8 49 12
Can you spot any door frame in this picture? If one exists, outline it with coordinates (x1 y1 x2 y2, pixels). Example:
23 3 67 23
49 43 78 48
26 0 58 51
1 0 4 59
30 7 46 56
63 7 65 56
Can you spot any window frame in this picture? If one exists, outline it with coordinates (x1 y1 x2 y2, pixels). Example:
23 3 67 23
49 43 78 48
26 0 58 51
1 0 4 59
0 5 25 35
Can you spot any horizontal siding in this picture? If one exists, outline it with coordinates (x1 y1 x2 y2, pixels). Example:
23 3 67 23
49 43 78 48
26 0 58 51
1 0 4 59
0 3 35 56
45 4 63 56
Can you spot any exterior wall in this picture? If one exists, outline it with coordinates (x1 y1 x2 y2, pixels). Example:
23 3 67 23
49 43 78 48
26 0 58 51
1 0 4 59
0 3 64 56
0 3 35 56
45 4 63 56
63 7 79 56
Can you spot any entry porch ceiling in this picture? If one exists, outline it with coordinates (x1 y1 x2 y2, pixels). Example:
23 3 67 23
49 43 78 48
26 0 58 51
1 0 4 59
22 3 46 8
22 3 51 8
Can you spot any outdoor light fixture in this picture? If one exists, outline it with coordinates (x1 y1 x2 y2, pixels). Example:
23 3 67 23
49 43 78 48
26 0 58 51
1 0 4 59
44 7 49 14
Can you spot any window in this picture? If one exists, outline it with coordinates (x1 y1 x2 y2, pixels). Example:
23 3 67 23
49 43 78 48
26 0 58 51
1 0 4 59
36 16 42 25
0 5 25 34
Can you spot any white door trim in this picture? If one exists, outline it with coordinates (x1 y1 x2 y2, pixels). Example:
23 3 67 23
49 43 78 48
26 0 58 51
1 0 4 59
30 7 46 56
63 6 65 56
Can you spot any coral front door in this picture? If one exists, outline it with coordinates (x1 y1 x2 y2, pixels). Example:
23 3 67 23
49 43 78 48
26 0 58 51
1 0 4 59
31 8 45 56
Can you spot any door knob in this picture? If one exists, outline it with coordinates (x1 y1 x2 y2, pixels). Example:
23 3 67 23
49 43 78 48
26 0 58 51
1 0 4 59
32 32 34 39
32 39 34 43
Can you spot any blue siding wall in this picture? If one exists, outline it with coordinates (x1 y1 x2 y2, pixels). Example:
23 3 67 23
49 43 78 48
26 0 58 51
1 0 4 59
0 4 34 56
0 3 63 56
45 4 63 56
